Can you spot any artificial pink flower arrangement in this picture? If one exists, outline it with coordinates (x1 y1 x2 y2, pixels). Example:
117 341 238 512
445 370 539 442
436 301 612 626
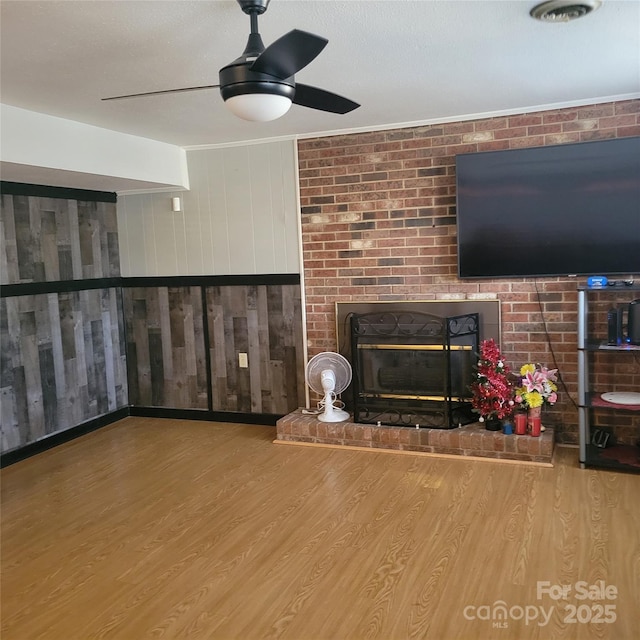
514 363 558 410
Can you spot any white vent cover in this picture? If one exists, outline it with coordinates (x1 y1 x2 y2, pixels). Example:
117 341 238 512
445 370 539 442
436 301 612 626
530 0 602 22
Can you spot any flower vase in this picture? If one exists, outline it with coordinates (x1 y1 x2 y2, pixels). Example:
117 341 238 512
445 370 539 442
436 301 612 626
528 406 542 437
484 417 502 431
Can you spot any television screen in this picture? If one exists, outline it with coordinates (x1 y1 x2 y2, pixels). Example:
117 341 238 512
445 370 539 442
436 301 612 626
456 136 640 278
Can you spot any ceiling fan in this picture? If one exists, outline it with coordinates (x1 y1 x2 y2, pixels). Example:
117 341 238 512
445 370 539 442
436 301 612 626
102 0 360 122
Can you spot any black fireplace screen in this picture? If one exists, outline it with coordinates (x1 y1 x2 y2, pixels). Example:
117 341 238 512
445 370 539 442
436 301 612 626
350 311 479 429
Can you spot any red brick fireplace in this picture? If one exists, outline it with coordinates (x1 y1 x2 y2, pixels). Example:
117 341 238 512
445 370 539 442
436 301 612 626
277 299 554 465
276 410 554 465
297 98 640 445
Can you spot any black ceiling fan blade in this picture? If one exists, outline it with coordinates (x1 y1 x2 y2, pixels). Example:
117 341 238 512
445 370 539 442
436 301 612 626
250 29 327 78
102 84 220 101
293 83 360 114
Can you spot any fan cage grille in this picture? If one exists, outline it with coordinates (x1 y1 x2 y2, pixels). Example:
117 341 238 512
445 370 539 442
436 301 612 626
305 352 352 395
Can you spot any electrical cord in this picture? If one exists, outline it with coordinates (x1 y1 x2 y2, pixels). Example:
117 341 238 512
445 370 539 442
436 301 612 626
317 393 346 411
534 279 579 410
302 393 346 415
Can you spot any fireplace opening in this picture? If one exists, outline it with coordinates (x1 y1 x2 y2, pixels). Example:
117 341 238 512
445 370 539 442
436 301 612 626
349 311 479 429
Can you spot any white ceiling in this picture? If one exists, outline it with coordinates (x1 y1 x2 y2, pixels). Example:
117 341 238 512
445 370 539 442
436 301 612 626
1 0 639 152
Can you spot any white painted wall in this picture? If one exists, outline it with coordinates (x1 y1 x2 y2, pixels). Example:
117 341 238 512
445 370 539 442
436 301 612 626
0 104 189 191
117 140 300 276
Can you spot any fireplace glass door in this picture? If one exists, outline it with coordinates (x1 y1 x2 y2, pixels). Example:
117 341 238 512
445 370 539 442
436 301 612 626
350 311 479 428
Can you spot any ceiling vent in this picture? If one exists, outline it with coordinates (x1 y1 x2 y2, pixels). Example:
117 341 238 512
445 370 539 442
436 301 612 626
530 0 603 22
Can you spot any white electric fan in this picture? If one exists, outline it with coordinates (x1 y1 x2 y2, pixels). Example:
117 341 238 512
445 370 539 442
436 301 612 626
305 352 352 422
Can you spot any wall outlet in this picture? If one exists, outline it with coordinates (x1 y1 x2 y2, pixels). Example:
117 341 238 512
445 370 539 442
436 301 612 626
238 352 248 368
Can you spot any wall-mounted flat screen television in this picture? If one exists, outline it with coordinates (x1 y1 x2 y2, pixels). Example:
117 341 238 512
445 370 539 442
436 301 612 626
455 136 640 278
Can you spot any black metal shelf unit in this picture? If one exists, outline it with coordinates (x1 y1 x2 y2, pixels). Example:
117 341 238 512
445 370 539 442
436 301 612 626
577 285 640 473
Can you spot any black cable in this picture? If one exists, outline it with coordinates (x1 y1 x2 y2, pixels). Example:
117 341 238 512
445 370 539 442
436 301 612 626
533 279 579 410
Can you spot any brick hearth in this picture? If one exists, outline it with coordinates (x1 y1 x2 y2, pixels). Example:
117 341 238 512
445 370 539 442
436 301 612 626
276 409 554 465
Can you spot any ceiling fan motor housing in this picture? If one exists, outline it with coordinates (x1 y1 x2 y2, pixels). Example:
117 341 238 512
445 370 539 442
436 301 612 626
219 24 295 104
218 57 295 102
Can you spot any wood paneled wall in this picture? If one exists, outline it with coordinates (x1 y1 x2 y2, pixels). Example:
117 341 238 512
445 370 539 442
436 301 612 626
206 284 305 414
116 140 300 277
1 187 127 454
123 287 208 409
2 181 307 456
1 288 127 453
1 193 120 284
123 283 306 415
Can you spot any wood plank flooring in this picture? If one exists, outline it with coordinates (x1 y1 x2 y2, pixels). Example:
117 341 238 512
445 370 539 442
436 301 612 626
2 418 639 640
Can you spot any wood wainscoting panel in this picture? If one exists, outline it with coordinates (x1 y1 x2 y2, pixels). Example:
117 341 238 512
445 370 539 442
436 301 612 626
0 288 128 453
1 193 120 285
206 284 305 415
123 286 208 409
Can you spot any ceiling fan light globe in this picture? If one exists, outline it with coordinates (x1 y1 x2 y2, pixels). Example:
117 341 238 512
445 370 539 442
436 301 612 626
224 93 292 121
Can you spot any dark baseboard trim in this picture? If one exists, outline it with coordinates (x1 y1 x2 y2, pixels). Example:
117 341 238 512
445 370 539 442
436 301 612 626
128 406 280 426
1 407 280 467
0 407 129 468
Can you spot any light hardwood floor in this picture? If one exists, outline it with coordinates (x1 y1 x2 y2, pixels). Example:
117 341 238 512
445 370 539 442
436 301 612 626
2 417 639 640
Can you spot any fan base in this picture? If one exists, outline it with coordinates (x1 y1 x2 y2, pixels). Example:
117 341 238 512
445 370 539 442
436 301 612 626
318 408 350 423
237 0 270 15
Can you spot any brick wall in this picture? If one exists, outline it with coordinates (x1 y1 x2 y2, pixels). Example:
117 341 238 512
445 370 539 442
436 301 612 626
297 99 640 444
